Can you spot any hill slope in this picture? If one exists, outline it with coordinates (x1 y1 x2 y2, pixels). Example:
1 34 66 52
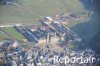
0 0 86 24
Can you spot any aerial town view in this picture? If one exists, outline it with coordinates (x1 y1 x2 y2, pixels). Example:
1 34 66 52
0 0 100 66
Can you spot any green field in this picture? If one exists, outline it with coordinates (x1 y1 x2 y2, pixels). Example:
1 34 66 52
2 27 25 41
0 0 86 24
0 33 10 40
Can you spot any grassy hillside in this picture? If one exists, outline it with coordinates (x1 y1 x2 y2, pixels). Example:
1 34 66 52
0 0 86 24
70 12 100 49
